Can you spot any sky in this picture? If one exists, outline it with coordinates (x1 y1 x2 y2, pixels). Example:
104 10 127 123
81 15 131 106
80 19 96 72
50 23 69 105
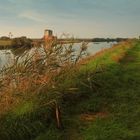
0 0 140 38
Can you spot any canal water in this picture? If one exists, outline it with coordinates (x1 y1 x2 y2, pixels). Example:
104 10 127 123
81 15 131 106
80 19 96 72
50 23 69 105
0 42 116 69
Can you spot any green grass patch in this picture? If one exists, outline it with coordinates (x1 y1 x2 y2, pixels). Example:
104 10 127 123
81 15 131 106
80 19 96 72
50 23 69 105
13 101 34 116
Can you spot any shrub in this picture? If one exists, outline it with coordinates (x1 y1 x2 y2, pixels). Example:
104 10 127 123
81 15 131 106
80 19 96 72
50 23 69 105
11 37 32 48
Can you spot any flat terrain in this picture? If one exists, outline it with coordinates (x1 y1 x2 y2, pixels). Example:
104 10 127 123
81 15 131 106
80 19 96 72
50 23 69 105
0 40 139 140
0 39 12 47
57 40 140 140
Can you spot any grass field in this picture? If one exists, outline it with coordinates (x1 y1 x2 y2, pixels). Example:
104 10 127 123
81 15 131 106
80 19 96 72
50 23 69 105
0 39 139 140
0 39 12 47
57 40 140 140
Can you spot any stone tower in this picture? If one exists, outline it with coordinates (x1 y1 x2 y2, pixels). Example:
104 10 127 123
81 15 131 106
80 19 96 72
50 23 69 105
44 29 53 39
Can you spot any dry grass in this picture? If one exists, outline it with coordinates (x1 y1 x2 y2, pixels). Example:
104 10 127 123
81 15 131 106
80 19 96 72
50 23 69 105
0 41 88 115
0 39 138 140
0 40 135 114
80 112 109 121
0 40 12 47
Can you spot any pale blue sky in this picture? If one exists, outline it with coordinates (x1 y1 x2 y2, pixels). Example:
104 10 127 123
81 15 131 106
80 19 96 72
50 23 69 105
0 0 140 38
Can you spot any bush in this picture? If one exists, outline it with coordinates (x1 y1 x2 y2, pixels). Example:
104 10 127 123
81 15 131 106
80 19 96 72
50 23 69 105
11 37 32 48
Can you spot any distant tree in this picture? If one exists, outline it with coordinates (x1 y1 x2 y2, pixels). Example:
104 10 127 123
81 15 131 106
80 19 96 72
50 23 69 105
0 36 10 40
8 32 13 39
11 37 32 48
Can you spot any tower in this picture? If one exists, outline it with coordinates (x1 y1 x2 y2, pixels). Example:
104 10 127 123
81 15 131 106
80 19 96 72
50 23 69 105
43 29 57 44
44 29 53 39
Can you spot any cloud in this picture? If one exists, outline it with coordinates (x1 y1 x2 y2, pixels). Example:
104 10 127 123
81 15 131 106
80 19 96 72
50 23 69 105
1 0 140 38
8 0 33 4
18 10 46 23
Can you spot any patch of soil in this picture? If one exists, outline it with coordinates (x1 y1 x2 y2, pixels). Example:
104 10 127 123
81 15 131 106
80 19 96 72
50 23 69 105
124 56 135 62
80 112 109 122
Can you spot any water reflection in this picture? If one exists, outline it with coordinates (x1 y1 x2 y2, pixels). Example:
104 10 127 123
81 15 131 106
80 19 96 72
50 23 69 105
0 49 14 68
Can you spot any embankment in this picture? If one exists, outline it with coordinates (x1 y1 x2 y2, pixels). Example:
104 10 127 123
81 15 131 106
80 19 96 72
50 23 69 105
0 39 139 140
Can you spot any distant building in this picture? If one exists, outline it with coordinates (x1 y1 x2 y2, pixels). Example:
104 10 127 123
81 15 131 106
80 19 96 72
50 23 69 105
44 29 57 41
44 30 53 37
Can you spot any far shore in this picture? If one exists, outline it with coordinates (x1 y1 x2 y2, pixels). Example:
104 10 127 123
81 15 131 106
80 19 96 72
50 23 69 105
0 37 128 49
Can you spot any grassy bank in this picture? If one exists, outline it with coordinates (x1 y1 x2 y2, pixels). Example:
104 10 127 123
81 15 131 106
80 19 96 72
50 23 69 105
0 40 12 48
58 39 140 140
0 40 139 140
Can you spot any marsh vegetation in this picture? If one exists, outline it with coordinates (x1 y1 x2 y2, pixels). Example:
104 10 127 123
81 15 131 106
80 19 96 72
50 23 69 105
0 40 139 140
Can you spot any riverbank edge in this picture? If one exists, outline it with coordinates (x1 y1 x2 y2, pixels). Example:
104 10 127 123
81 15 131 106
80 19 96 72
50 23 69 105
56 39 140 140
